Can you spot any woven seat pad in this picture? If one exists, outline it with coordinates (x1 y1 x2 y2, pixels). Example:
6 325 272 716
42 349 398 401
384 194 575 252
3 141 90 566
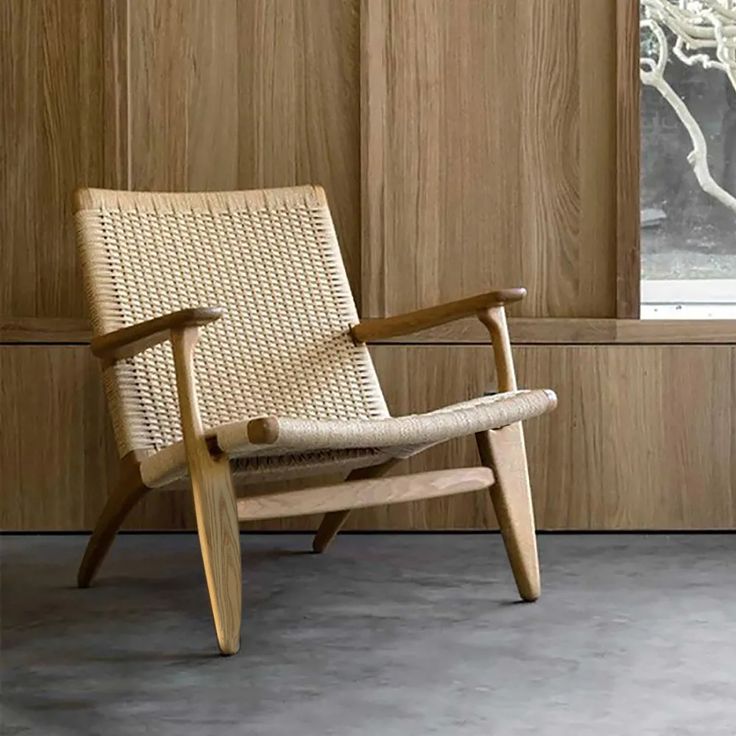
140 389 556 487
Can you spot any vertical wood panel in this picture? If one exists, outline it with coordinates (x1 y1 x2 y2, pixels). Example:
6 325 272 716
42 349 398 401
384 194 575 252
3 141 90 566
616 0 642 317
127 0 239 191
517 0 580 316
126 0 361 294
102 0 130 193
238 0 362 296
2 0 362 317
362 0 618 319
0 0 120 319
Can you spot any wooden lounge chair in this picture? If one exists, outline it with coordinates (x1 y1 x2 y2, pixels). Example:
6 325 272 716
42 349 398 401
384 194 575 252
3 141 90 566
74 186 557 655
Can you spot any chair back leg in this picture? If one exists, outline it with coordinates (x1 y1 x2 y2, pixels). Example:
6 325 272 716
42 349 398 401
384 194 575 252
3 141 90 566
313 509 352 553
476 422 540 602
312 459 402 553
77 455 149 588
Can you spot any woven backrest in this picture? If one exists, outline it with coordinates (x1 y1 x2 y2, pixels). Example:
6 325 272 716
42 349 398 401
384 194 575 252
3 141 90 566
74 186 389 457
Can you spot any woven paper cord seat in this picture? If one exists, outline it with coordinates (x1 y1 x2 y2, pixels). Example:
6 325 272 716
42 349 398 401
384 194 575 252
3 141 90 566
141 389 556 487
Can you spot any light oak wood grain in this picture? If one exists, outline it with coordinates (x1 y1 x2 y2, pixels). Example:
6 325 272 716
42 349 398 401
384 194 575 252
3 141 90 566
0 317 91 344
362 0 617 319
478 307 517 393
0 346 117 530
102 0 130 193
172 326 242 656
89 307 223 362
8 317 736 347
352 289 526 343
0 346 195 531
477 423 539 601
368 319 736 345
238 467 494 522
368 345 736 530
127 0 239 192
476 307 539 601
312 459 401 552
579 0 618 318
3 344 735 531
0 0 118 319
616 0 641 318
238 0 361 297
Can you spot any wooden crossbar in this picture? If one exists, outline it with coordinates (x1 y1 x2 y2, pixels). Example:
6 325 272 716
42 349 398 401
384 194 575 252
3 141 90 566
236 467 495 521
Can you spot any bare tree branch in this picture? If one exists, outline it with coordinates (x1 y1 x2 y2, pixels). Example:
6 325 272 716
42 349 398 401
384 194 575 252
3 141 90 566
641 1 736 214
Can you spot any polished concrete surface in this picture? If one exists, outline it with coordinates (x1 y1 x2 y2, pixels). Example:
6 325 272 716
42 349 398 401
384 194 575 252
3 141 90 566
2 533 736 735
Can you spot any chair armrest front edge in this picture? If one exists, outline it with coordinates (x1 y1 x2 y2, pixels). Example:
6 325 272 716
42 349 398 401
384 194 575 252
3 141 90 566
91 307 224 362
350 288 526 343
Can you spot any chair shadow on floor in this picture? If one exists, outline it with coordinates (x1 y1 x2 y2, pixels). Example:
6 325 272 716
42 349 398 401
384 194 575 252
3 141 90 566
3 542 310 652
1 533 538 735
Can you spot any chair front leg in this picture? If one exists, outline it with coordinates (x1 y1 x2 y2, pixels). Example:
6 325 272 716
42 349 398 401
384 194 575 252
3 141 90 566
476 425 539 601
172 327 242 655
476 306 540 602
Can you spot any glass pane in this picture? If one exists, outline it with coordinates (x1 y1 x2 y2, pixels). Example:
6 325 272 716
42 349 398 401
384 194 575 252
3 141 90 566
640 0 736 318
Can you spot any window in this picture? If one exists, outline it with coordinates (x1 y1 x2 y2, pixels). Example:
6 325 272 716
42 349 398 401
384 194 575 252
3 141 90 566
640 0 736 318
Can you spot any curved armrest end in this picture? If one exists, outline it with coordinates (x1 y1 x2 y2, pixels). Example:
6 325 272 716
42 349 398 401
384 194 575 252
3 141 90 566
91 307 224 361
351 288 526 343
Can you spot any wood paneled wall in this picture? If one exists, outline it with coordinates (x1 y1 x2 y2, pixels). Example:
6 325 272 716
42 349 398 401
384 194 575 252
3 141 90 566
2 0 619 321
371 346 736 530
0 0 361 319
1 0 109 318
362 0 617 318
238 0 362 291
3 343 734 531
127 0 362 291
2 0 734 531
0 346 192 530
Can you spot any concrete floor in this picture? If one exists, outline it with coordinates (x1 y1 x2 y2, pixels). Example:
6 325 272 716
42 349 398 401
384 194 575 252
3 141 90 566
1 533 736 736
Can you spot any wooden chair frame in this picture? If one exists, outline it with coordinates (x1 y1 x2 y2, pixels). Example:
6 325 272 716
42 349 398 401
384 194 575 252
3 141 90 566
79 289 544 656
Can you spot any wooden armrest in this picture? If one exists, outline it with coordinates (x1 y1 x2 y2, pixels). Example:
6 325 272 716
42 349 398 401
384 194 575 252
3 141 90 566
351 288 526 343
91 307 224 361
